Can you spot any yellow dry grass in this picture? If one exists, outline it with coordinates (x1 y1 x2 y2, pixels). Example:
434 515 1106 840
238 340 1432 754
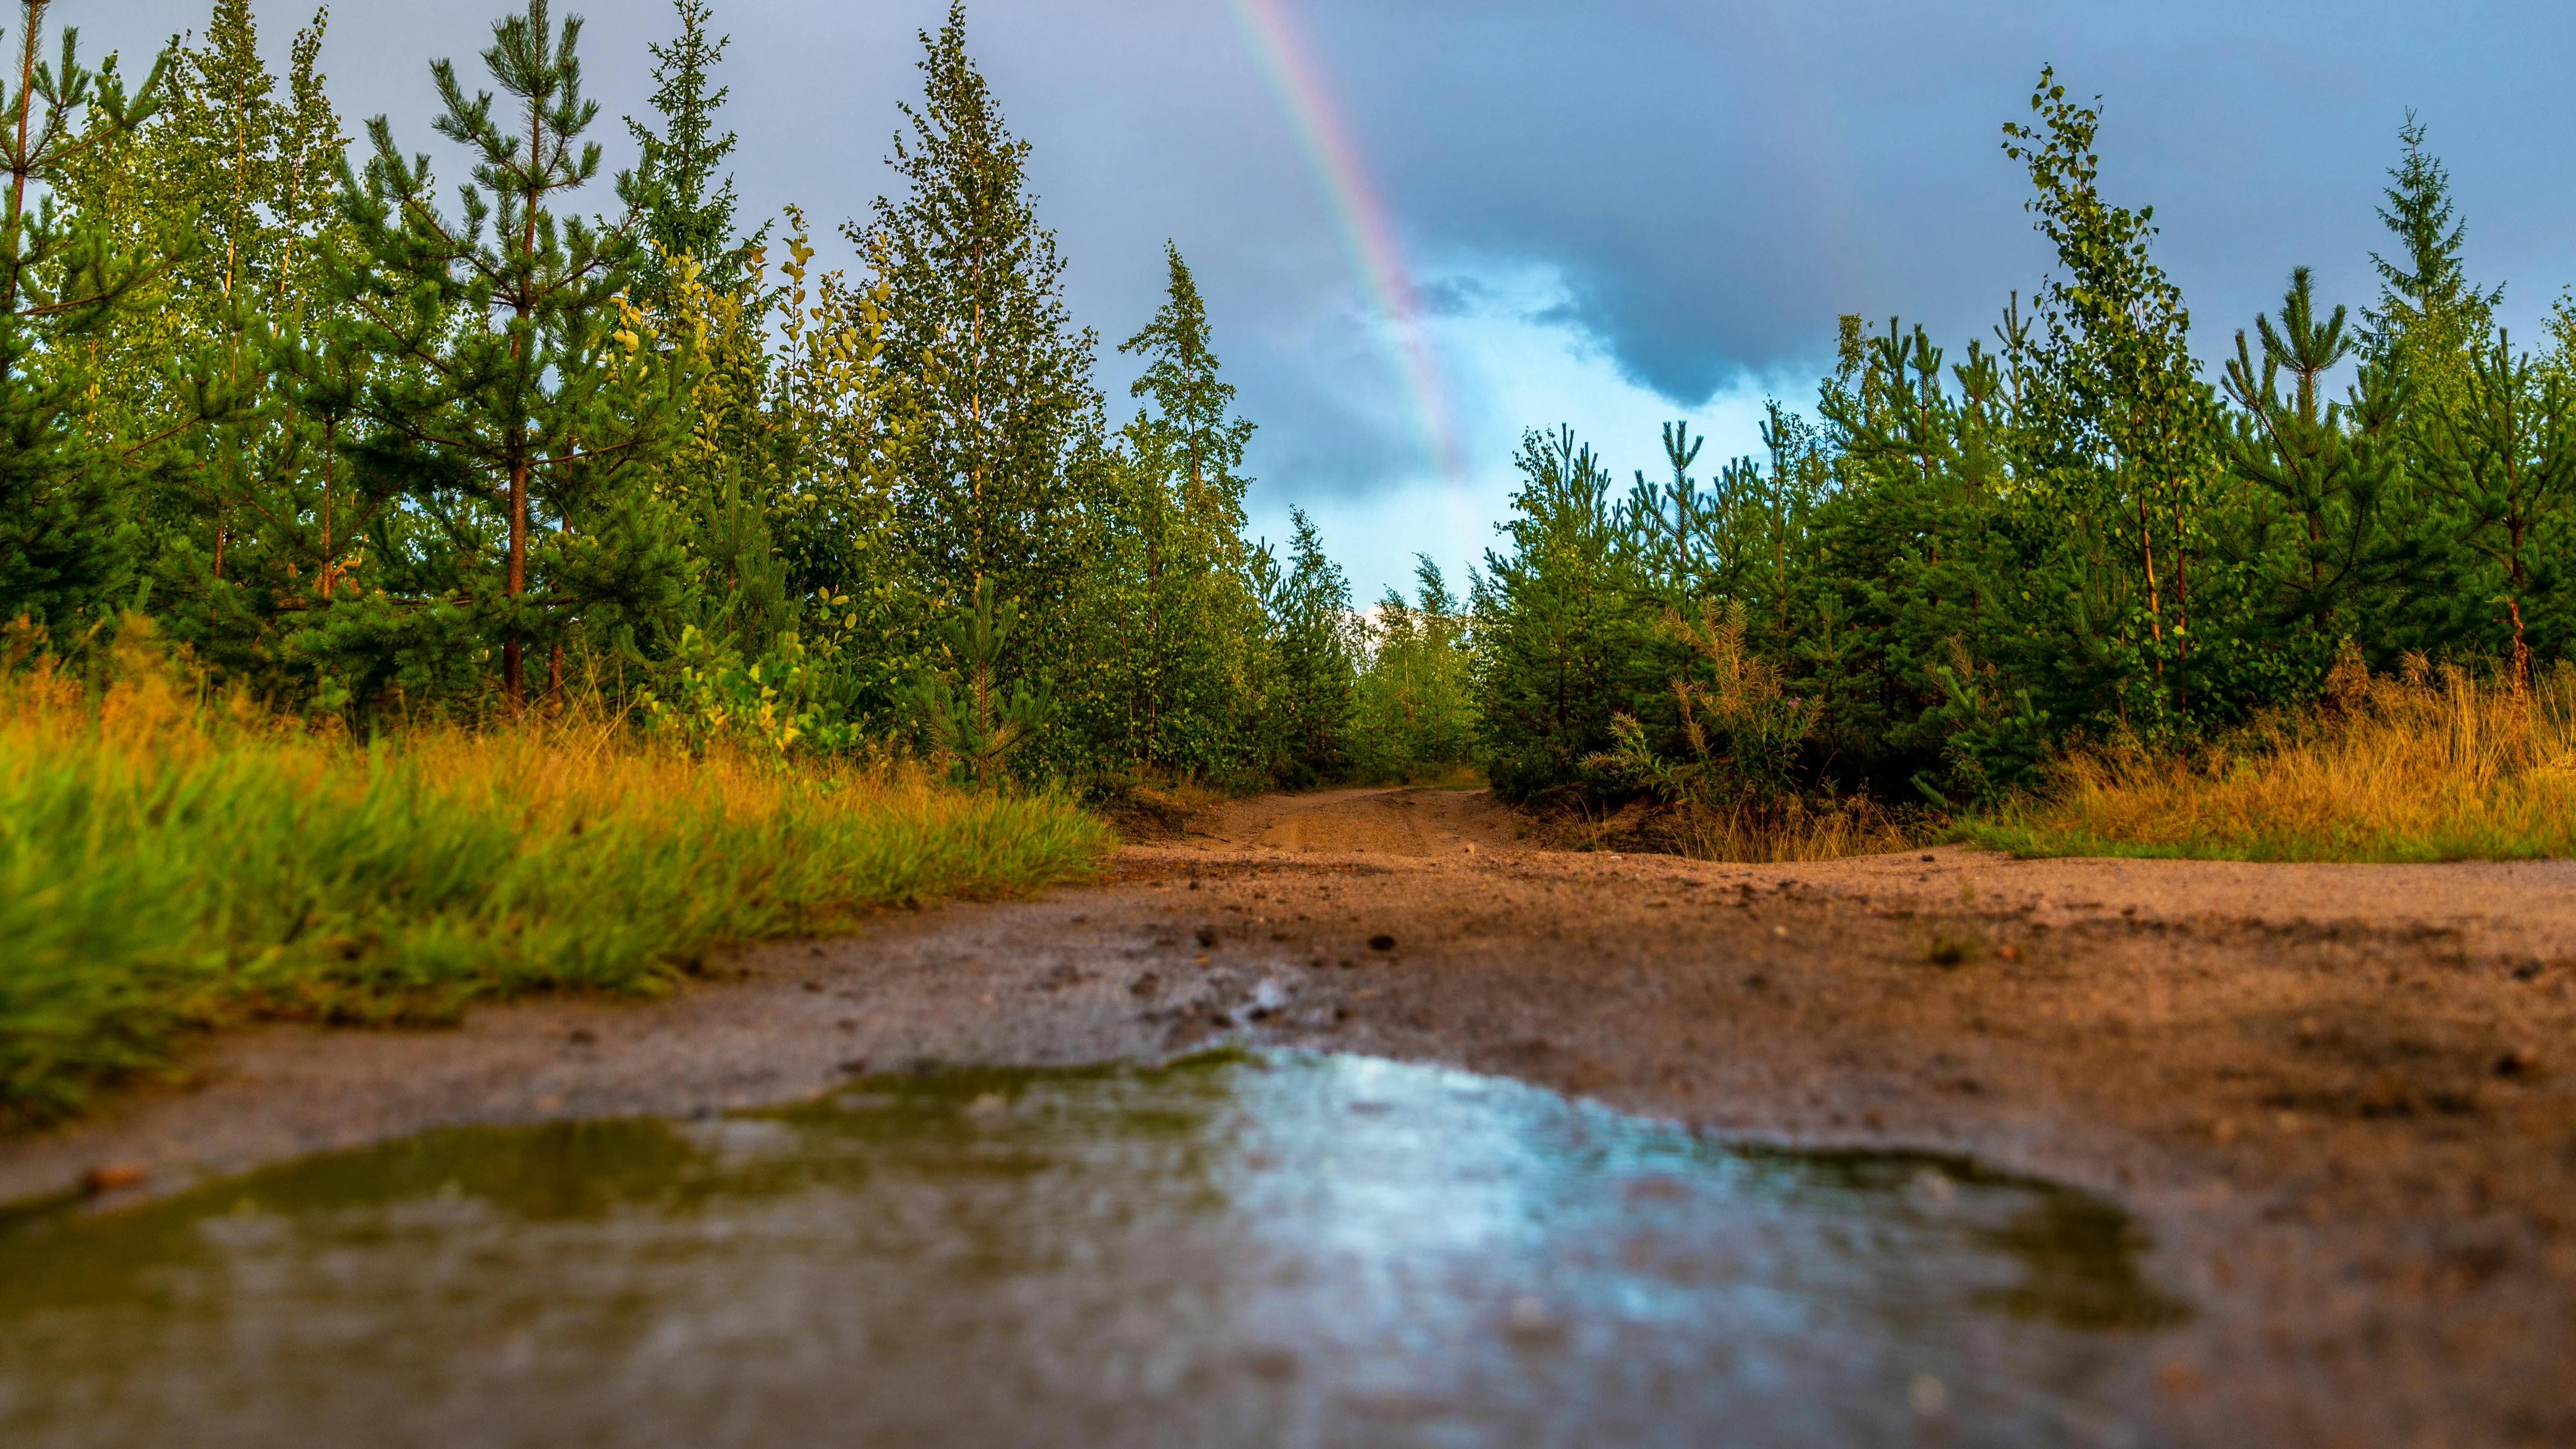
1969 653 2576 862
1682 794 1924 863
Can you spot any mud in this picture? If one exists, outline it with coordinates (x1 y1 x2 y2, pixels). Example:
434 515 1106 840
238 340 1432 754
9 786 2576 1447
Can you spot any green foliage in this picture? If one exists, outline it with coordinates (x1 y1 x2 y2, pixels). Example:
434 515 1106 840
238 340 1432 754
857 1 1097 653
0 2 170 628
1350 557 1476 782
1583 603 1816 809
0 0 1372 794
625 0 761 304
315 0 687 709
910 578 1051 788
61 10 2576 845
1254 508 1359 787
1471 428 1653 799
1466 68 2576 832
1058 244 1268 781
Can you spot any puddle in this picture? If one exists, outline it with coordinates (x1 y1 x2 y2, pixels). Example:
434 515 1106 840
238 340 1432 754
0 1052 2185 1448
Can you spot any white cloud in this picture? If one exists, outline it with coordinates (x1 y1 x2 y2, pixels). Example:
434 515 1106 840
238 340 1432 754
1250 256 1820 604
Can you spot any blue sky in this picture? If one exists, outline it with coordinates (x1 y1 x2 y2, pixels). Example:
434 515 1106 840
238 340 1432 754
82 0 2576 600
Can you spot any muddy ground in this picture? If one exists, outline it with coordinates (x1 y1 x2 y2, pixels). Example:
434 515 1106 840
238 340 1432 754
9 787 2576 1447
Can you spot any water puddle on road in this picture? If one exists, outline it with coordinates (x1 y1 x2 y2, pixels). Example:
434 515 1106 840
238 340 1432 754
0 1052 2187 1448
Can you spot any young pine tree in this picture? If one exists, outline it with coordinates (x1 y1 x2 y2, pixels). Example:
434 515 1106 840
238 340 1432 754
1471 427 1654 799
0 1 170 627
318 0 686 707
1351 556 1476 782
56 3 357 690
1254 507 1357 787
2215 267 2411 662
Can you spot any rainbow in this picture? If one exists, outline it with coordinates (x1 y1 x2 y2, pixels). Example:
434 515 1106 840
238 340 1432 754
1223 0 1464 486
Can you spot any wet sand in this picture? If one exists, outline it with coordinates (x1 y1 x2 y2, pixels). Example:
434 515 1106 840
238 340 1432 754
8 786 2574 1447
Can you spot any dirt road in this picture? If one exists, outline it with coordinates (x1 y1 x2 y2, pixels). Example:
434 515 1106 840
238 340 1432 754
9 786 2575 1446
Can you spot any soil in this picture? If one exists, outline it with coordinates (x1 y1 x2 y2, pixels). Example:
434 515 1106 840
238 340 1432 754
9 785 2576 1447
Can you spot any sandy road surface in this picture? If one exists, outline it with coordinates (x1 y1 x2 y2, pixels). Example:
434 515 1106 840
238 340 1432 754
9 786 2576 1446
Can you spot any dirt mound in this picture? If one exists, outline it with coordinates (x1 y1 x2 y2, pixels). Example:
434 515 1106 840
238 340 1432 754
1203 787 1525 857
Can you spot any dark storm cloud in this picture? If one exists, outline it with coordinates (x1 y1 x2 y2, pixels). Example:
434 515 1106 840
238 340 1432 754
71 0 2576 491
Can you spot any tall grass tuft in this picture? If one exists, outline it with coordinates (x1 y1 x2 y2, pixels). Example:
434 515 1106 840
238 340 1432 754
0 623 1112 1129
1680 794 1923 863
1965 651 2576 862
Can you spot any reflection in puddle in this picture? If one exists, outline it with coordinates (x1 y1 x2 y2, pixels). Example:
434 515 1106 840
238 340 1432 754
0 1052 2185 1448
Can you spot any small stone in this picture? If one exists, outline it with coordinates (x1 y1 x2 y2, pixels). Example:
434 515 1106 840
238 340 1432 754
1368 934 1396 953
801 980 824 993
1907 1374 1948 1417
81 1163 148 1196
2156 1360 2203 1397
2495 1046 2542 1078
566 1029 598 1046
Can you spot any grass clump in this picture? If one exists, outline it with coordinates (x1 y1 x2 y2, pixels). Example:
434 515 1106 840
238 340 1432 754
0 626 1112 1129
1963 652 2576 862
1679 794 1923 863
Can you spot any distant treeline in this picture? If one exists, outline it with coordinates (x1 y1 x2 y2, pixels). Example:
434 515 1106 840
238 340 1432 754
1464 73 2576 819
2 1 2557 812
0 0 1384 791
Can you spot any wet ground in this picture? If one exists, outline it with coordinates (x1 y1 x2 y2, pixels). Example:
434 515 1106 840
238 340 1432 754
1 1052 2184 1449
7 786 2576 1446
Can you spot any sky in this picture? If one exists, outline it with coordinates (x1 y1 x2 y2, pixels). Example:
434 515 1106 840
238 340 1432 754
73 0 2576 600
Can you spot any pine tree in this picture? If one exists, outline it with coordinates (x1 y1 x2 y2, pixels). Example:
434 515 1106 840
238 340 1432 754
1105 243 1259 774
2417 334 2576 680
859 2 1099 646
625 0 757 306
1471 427 1653 798
1351 556 1475 782
54 4 359 689
1254 507 1356 786
2216 267 2411 657
0 1 170 626
318 0 686 707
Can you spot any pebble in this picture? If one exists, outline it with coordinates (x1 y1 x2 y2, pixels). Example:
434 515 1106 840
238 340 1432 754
81 1163 148 1196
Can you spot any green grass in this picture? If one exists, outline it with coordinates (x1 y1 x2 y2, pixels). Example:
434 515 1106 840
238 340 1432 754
0 654 1112 1129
